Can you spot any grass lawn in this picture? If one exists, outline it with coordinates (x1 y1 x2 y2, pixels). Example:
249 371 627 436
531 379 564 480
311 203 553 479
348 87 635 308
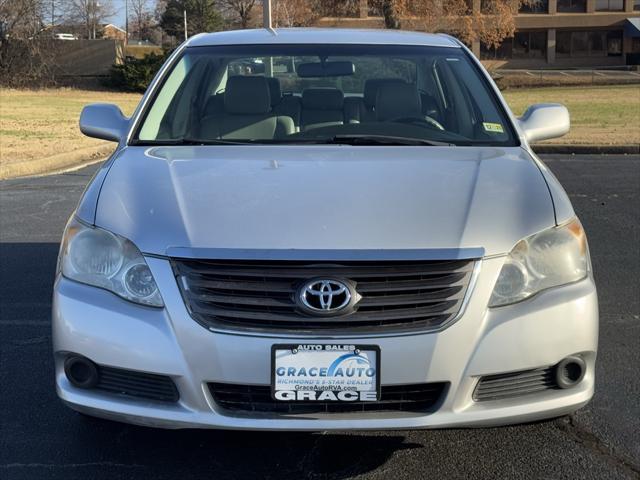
0 84 638 174
503 84 640 145
0 88 141 169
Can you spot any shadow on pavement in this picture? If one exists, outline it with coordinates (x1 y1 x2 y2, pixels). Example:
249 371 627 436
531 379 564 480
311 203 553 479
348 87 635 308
0 242 420 478
0 243 60 321
73 415 421 478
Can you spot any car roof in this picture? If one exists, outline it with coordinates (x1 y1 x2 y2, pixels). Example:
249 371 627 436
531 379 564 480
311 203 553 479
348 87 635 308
186 28 461 48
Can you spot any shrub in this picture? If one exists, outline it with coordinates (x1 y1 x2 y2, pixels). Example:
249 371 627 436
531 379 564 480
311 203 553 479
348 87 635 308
0 39 62 88
105 52 168 92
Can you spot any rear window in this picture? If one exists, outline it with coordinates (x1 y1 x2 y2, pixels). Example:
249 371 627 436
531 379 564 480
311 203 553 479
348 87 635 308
134 44 517 147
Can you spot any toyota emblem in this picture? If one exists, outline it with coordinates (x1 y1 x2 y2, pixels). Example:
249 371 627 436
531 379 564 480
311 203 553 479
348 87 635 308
297 279 354 314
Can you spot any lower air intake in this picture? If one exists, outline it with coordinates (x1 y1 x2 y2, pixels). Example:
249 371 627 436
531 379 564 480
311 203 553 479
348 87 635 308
95 365 179 403
208 383 447 414
473 365 559 402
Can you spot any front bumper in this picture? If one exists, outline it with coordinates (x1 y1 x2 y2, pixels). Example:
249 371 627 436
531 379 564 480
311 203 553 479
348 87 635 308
52 256 598 430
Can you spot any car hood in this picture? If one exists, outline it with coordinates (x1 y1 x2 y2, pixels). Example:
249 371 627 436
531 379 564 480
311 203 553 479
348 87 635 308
94 145 554 257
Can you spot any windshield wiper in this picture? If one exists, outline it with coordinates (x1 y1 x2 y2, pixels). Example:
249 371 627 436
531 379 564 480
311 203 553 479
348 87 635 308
133 135 454 147
132 137 247 146
285 134 453 146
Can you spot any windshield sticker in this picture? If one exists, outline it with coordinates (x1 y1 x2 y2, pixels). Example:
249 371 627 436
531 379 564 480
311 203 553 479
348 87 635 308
483 122 504 134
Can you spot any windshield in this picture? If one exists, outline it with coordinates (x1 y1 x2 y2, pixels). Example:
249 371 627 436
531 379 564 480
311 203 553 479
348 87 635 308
134 44 517 147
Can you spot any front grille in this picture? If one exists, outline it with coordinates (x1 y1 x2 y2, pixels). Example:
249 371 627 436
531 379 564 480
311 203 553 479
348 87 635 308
172 258 476 334
473 366 559 402
208 383 447 414
95 365 179 403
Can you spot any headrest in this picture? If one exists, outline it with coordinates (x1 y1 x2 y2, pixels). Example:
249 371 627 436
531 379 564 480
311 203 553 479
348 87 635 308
376 83 422 122
363 78 407 108
266 77 281 107
225 76 271 114
302 88 344 110
203 94 224 117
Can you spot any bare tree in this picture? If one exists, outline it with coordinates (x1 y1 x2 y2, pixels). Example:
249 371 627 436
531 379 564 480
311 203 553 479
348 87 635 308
129 0 154 40
65 0 115 39
366 0 536 51
272 0 319 27
0 0 44 38
0 0 64 86
35 0 66 27
221 0 256 28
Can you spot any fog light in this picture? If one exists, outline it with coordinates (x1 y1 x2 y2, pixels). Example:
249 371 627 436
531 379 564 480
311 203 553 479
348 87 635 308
64 355 98 389
555 356 586 389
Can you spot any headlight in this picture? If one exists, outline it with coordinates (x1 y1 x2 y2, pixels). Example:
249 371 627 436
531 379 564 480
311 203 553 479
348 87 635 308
58 217 163 307
489 218 588 307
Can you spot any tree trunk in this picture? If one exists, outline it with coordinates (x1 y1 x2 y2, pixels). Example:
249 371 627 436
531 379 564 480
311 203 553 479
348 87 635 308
382 0 401 29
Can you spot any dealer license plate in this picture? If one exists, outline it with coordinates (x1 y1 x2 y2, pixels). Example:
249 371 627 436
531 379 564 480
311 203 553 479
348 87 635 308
271 344 380 402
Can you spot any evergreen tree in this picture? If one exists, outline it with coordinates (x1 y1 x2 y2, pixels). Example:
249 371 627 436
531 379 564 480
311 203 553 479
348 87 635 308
160 0 225 39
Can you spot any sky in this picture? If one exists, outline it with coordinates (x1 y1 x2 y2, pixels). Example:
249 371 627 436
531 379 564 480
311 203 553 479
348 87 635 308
106 0 132 29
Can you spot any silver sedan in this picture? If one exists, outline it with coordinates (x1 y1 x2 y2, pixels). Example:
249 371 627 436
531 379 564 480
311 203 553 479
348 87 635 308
53 28 597 430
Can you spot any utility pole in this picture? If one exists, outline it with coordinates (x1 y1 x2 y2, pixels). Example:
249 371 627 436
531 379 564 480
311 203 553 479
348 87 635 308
91 0 100 39
183 9 187 41
125 0 128 44
51 0 54 26
263 0 273 76
263 0 272 29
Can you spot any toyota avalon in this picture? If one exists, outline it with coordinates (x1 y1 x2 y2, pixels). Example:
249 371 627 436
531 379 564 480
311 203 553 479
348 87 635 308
53 28 598 429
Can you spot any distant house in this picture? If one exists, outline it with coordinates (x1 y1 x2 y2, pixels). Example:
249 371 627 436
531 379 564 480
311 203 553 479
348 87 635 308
47 23 127 42
101 24 126 42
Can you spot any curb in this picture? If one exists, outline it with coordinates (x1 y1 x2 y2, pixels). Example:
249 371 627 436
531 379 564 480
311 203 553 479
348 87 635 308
0 143 115 181
532 144 640 155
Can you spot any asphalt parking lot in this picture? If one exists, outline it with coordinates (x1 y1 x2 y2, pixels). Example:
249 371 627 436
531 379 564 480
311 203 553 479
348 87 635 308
0 155 638 480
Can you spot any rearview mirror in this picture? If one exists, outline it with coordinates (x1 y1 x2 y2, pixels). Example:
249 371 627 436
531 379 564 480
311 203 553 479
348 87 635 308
297 61 355 78
80 103 129 142
518 103 570 144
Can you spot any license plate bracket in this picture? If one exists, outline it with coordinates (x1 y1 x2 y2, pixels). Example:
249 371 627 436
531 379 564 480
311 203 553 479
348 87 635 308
271 344 380 402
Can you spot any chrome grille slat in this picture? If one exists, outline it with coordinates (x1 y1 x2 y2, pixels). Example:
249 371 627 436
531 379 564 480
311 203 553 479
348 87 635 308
211 316 450 332
186 277 294 293
178 260 472 278
190 301 458 321
172 258 476 334
188 292 296 308
357 287 464 307
355 276 468 292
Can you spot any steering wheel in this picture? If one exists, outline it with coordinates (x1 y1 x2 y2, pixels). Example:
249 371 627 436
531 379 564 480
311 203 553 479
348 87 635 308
391 116 446 131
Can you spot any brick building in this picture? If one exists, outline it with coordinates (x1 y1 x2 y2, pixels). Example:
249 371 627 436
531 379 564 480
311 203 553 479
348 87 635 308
317 0 640 68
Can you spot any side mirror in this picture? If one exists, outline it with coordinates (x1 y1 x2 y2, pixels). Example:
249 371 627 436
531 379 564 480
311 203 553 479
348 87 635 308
518 103 570 144
79 103 129 142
